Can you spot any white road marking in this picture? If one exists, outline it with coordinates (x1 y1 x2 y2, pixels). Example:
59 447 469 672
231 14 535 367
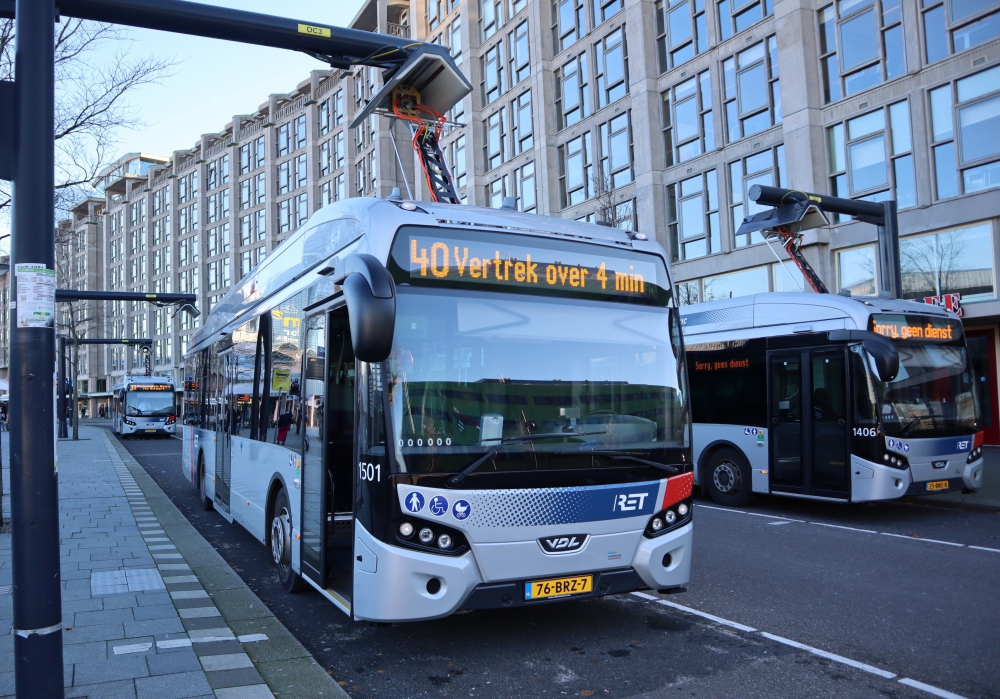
968 545 1000 553
655 599 757 633
880 532 964 547
745 512 804 522
768 521 791 526
758 632 896 679
630 591 658 601
898 677 968 698
113 642 152 655
237 633 269 643
810 522 877 534
695 504 743 514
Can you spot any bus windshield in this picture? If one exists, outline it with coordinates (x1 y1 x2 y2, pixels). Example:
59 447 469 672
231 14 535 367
878 344 979 437
126 390 175 417
386 287 688 474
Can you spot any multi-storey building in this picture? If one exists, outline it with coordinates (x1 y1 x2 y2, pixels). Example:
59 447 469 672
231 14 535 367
22 0 998 434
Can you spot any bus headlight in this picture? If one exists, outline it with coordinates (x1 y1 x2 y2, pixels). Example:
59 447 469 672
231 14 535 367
665 510 677 524
678 503 689 516
644 498 693 538
884 453 909 470
394 517 469 556
967 447 982 463
123 418 136 426
650 517 663 532
399 522 414 538
437 534 452 549
418 527 434 544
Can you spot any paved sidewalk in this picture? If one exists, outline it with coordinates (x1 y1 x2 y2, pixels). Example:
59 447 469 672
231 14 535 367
0 426 347 698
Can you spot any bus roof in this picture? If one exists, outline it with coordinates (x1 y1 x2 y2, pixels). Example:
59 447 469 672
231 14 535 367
113 375 175 389
680 292 955 338
188 197 668 356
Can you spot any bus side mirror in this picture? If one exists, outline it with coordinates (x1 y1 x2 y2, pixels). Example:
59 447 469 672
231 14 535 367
828 330 899 382
336 254 396 363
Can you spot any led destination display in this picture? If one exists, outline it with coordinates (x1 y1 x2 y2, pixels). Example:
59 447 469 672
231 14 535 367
129 384 174 392
869 314 964 343
390 228 669 305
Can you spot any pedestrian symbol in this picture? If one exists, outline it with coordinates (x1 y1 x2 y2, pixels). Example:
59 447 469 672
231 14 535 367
405 492 424 513
429 495 449 517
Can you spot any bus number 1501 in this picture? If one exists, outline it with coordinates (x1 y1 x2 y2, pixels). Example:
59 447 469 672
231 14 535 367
359 462 381 482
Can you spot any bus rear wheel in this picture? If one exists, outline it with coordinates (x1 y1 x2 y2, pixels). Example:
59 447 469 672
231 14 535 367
704 448 754 507
197 454 213 511
270 488 304 593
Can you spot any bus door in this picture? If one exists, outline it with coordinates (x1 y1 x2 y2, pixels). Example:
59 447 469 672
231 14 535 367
215 351 233 513
768 348 850 498
299 307 355 609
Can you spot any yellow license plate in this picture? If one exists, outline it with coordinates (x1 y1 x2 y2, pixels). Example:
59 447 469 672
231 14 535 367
927 480 950 492
145 429 158 433
525 575 593 601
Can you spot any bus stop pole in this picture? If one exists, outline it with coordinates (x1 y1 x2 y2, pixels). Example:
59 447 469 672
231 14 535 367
58 336 68 439
10 0 65 695
878 200 902 299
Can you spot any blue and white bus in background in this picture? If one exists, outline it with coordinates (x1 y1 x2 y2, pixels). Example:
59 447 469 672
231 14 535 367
181 197 694 623
682 293 984 507
112 375 178 438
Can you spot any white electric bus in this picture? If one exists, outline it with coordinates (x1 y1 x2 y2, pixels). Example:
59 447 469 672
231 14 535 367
112 375 178 437
181 197 694 622
682 292 984 506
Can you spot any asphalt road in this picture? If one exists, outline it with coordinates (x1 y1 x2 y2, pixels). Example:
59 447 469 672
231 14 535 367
107 427 999 699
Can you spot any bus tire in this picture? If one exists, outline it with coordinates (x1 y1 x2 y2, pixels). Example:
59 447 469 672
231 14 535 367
270 488 304 593
197 454 213 512
704 448 754 507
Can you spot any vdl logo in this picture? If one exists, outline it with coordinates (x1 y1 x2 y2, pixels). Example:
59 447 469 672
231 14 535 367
538 534 589 554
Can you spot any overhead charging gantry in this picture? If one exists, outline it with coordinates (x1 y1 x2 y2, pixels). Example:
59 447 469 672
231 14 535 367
735 185 901 297
0 2 471 695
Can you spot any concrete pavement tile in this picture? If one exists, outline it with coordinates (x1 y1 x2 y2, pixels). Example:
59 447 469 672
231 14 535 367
207 588 271 622
213 686 274 699
191 640 244 657
254 656 349 699
169 590 208 600
124 618 185 637
204 666 264 690
62 598 106 614
134 671 212 699
72 655 149 685
75 608 135 627
102 594 140 610
132 604 179 622
198 653 252 672
136 592 172 606
63 640 109 664
0 671 11 697
145 649 202 676
173 598 215 609
65 678 138 699
227 617 310 663
185 566 242 592
64 623 126 645
177 607 221 619
181 617 227 631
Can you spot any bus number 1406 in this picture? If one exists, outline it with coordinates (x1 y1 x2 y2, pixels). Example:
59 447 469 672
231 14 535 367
853 427 878 437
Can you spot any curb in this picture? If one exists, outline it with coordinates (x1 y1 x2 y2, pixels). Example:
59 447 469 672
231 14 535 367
105 431 350 699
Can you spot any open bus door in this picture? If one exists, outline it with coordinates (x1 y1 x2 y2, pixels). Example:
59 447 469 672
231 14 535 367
299 307 356 613
768 347 851 499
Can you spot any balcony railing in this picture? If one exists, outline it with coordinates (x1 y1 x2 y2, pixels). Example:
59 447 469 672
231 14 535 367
387 22 409 38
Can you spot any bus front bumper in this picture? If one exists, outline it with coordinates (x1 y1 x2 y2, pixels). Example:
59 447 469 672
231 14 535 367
352 522 692 622
852 455 983 501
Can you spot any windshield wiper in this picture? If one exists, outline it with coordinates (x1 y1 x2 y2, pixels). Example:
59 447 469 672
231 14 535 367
446 429 607 487
597 451 679 474
898 417 926 437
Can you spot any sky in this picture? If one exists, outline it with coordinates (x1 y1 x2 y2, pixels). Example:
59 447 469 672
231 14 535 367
0 0 366 248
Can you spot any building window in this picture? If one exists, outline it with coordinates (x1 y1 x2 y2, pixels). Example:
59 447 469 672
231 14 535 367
929 66 1000 199
356 160 366 197
483 42 504 105
295 193 308 227
837 245 877 295
293 114 307 150
512 90 534 155
178 204 198 235
253 135 266 169
333 90 344 126
661 70 714 166
428 0 441 30
485 110 507 170
559 132 592 207
332 132 344 169
278 199 292 234
510 21 530 86
207 223 231 257
239 178 252 210
177 171 198 204
294 154 308 190
655 0 707 73
206 190 230 224
556 53 590 129
554 0 586 51
368 151 377 192
730 145 786 247
594 0 624 24
207 154 229 189
450 17 463 64
319 140 331 177
598 112 633 188
723 37 780 143
254 172 266 204
595 27 628 109
277 122 291 157
515 161 536 212
718 0 772 40
818 0 904 104
319 99 331 135
901 221 995 301
922 0 999 63
178 235 198 266
448 134 468 189
482 0 502 38
827 101 915 215
676 280 700 305
703 265 769 301
277 160 291 194
667 170 720 261
239 142 252 174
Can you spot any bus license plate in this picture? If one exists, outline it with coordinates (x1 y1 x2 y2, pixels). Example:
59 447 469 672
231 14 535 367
926 480 949 492
145 429 157 433
525 575 592 601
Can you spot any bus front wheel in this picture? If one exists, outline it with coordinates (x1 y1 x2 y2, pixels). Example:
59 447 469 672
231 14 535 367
270 489 304 593
197 454 213 511
704 448 754 507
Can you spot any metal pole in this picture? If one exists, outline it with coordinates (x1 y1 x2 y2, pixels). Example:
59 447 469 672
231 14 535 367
880 200 902 299
58 337 67 439
10 0 64 695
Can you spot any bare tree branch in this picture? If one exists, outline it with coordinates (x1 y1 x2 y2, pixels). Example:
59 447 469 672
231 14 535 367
590 166 635 231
